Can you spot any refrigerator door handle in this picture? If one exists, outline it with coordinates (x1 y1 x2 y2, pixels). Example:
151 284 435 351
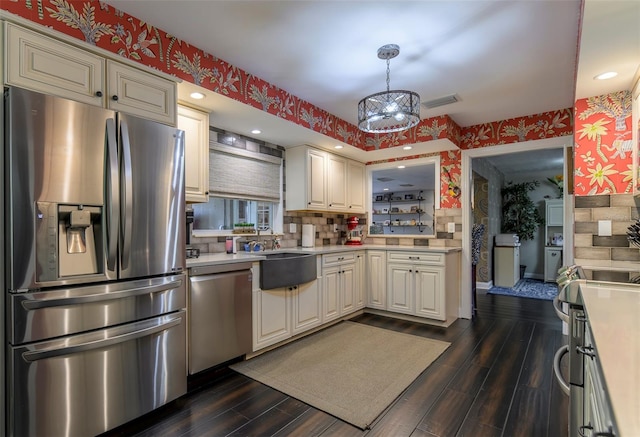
120 118 134 270
106 118 119 272
21 314 183 362
20 278 183 310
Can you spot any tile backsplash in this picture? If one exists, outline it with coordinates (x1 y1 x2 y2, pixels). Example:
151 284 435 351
190 207 463 254
574 193 640 278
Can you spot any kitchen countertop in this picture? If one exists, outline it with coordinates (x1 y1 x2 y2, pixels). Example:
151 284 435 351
186 245 461 268
579 280 640 436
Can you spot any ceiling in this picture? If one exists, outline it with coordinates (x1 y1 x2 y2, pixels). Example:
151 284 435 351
105 0 640 167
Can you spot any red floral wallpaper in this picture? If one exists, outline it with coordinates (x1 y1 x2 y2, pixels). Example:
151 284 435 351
1 0 579 210
459 109 574 149
574 91 633 195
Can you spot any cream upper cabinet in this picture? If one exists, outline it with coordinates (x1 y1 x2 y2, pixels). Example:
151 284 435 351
327 154 348 211
347 160 366 213
286 145 365 213
5 22 176 125
286 146 328 210
178 105 210 203
6 23 105 106
106 61 176 125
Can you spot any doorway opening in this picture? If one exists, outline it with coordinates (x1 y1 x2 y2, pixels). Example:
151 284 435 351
460 138 572 319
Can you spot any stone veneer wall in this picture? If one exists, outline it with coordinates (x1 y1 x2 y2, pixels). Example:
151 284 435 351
574 193 640 281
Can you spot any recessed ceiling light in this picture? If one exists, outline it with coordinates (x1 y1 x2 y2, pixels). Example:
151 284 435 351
251 129 261 134
383 188 389 191
190 92 205 100
397 165 406 169
335 145 343 149
403 146 412 150
594 71 618 80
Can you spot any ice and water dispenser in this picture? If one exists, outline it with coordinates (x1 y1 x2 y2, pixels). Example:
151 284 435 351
36 201 104 282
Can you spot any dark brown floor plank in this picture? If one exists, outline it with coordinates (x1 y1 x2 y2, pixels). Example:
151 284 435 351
273 408 338 437
226 397 307 437
456 320 536 434
100 293 567 437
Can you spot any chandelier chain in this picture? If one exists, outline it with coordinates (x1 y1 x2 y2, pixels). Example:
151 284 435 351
386 58 391 93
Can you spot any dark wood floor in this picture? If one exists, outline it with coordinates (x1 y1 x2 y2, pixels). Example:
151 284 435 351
101 292 569 437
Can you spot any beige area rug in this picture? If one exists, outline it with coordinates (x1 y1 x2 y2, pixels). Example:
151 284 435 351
230 321 450 429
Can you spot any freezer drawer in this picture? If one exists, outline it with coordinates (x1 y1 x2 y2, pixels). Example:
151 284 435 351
8 274 186 344
8 310 187 437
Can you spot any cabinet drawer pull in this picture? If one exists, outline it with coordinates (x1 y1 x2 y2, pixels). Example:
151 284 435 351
112 95 119 101
95 90 103 97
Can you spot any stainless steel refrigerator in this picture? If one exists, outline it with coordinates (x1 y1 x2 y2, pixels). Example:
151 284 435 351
4 86 187 437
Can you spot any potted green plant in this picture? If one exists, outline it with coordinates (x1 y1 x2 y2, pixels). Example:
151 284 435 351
501 180 544 278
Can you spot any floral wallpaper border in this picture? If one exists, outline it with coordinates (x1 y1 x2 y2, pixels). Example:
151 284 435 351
8 0 631 205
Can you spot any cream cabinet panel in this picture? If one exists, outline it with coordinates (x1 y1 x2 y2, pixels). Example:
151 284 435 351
354 253 365 310
285 146 327 210
178 105 210 203
366 250 387 309
291 281 322 335
307 148 328 209
415 267 445 320
327 154 347 210
6 23 104 106
322 266 341 322
107 61 176 125
253 288 290 350
347 160 366 213
387 263 414 315
341 264 356 314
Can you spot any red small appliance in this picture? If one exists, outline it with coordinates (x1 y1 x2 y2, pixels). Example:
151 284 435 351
345 216 363 245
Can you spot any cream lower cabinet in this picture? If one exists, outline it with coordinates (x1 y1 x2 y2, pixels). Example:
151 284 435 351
386 251 458 322
322 251 362 323
5 22 176 125
178 104 210 203
253 279 321 351
388 263 445 318
366 250 387 310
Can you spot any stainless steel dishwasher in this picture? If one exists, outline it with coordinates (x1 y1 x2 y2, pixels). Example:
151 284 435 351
188 262 253 374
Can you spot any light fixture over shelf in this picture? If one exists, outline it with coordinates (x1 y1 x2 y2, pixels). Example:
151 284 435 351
358 44 421 134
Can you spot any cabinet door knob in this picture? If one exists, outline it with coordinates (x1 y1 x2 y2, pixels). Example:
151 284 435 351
95 91 103 97
112 95 119 101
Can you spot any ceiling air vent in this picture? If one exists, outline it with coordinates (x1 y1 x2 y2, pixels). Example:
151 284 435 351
422 94 460 109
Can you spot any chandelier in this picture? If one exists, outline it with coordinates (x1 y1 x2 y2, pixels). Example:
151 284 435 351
358 44 421 133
